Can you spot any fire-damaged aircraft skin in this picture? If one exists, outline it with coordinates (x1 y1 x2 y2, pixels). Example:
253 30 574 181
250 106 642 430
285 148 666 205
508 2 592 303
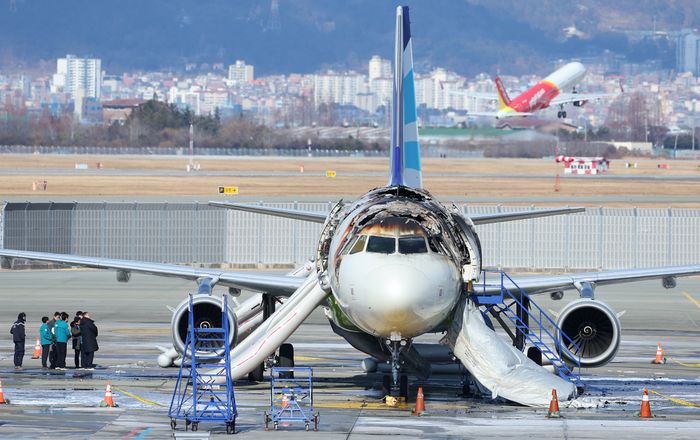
2 6 700 406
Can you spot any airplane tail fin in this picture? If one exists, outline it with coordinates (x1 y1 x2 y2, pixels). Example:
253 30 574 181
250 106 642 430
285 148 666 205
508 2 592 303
494 76 512 110
388 6 422 189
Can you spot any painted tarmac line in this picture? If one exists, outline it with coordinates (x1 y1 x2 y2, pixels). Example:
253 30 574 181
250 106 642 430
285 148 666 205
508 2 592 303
682 291 700 310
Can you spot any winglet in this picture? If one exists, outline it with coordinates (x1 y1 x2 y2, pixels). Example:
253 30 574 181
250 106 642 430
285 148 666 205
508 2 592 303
388 6 422 189
494 76 512 110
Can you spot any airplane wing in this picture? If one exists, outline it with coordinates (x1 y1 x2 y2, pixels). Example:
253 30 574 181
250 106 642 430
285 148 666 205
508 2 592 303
550 92 618 106
209 202 327 223
477 266 700 296
466 111 534 118
470 207 585 225
0 249 304 295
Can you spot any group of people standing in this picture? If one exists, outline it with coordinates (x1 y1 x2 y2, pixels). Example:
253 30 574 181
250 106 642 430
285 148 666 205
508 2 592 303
10 311 98 371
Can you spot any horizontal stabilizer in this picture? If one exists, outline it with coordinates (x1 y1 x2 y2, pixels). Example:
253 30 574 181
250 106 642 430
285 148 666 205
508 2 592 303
470 207 585 225
208 202 327 223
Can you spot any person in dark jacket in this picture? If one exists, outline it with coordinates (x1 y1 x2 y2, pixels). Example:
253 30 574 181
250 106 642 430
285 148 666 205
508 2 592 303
10 312 27 370
80 311 98 370
39 316 52 369
70 311 83 368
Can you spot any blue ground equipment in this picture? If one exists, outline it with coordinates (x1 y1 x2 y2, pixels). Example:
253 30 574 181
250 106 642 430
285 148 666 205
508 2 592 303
471 269 583 387
265 367 319 431
169 294 237 434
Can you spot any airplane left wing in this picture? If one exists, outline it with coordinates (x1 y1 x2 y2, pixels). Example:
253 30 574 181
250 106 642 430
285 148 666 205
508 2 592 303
0 249 304 295
477 265 700 296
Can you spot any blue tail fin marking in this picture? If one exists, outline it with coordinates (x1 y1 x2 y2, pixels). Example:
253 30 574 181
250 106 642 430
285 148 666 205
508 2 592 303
388 6 422 189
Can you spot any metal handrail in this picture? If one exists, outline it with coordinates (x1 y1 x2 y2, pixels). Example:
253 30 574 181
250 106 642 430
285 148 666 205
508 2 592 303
478 269 582 381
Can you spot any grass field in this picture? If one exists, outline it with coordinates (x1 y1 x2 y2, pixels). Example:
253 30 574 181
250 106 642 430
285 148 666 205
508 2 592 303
1 154 699 205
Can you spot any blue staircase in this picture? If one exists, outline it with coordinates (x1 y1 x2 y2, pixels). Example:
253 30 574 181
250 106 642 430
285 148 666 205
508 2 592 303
169 294 237 434
471 269 583 387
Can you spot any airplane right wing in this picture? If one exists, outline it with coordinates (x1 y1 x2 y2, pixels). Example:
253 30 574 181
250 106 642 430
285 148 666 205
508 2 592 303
0 249 304 295
209 202 327 223
476 265 700 296
550 91 619 106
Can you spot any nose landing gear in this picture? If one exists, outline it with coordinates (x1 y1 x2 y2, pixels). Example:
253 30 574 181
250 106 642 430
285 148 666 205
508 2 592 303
382 337 410 400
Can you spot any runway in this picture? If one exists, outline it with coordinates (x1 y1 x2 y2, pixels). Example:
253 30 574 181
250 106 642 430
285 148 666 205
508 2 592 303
0 270 699 438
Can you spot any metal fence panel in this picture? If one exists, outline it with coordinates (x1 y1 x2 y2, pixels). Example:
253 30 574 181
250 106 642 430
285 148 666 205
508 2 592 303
3 202 700 271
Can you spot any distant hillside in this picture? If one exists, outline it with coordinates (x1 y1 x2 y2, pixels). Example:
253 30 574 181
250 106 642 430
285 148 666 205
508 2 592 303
0 0 696 76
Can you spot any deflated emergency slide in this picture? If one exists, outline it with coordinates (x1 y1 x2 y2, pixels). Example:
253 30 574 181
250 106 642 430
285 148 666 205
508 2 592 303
443 300 576 407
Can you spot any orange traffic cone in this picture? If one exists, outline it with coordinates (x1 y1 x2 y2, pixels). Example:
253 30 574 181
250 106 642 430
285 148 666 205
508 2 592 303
100 383 117 407
412 386 426 416
281 393 289 409
547 389 561 418
0 379 8 404
639 388 652 418
652 343 666 364
31 338 42 359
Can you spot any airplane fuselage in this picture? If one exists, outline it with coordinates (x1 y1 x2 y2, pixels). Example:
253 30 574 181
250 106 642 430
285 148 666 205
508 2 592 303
497 62 586 118
321 186 481 339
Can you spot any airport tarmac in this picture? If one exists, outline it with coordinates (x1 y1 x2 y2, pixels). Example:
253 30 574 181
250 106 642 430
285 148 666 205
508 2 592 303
0 270 699 439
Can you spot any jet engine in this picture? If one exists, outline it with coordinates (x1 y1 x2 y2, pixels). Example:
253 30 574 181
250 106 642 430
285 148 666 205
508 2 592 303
170 294 238 357
556 298 621 368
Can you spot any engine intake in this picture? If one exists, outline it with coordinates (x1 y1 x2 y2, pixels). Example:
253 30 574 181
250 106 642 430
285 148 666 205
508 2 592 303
171 294 238 357
556 299 621 368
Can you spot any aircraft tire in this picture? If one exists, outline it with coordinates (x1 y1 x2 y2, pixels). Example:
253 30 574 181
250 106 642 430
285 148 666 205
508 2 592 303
399 375 408 399
278 343 294 378
562 111 567 118
248 362 264 382
382 375 391 395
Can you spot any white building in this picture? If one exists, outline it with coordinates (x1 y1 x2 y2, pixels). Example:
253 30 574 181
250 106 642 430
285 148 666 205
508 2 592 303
369 55 391 81
313 71 367 107
228 60 254 83
677 29 700 76
53 55 102 100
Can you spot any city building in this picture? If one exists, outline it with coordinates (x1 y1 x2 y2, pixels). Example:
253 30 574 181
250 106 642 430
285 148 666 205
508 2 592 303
53 55 102 101
677 29 700 76
228 60 254 83
369 55 391 81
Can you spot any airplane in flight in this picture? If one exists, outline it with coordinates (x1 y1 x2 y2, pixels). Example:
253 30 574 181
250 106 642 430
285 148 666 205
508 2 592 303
467 61 619 119
1 6 698 407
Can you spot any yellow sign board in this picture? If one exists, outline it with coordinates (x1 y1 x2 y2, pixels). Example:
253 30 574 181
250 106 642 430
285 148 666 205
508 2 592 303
218 186 239 195
326 170 336 178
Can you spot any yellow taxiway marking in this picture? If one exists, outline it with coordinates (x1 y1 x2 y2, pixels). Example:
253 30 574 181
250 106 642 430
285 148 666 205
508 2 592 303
315 401 469 411
294 356 324 361
683 291 700 310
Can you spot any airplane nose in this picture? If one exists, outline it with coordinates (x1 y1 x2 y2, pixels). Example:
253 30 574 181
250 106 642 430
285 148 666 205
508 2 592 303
363 264 430 325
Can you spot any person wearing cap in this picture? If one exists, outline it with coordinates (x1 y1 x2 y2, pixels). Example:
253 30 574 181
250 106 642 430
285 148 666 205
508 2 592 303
10 312 27 370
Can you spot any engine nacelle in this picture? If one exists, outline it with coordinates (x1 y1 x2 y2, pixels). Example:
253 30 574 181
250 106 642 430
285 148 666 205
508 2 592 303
556 298 621 368
171 294 238 357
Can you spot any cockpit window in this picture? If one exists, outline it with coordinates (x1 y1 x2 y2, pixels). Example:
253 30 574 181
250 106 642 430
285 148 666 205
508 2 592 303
366 236 396 254
398 236 428 254
348 235 367 254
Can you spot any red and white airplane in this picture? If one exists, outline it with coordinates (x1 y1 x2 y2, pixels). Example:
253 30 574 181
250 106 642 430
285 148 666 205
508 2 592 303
469 62 618 119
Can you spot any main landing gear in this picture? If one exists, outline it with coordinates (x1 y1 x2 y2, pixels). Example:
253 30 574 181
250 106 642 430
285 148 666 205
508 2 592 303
381 337 409 399
557 105 567 119
248 293 295 382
